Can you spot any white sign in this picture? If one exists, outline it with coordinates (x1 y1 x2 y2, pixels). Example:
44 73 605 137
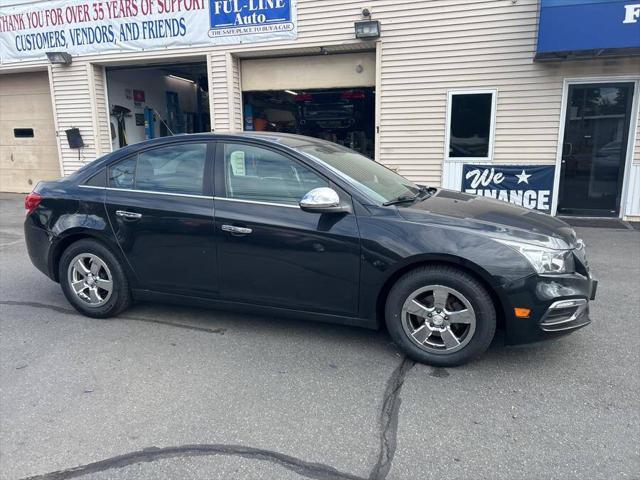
0 0 297 63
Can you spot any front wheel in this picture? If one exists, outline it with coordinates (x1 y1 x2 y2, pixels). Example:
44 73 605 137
385 266 496 367
59 239 131 318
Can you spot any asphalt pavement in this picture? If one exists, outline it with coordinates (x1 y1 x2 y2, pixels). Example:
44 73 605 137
1 192 638 480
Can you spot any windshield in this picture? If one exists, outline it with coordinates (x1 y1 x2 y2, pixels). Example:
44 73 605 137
296 143 419 203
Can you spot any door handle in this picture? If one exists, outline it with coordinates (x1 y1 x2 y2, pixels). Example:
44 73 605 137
221 224 252 235
563 142 573 157
115 210 142 220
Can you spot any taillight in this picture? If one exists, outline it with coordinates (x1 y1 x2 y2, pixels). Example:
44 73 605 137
25 192 42 215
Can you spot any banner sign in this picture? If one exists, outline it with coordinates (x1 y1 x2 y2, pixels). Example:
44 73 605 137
0 0 297 62
462 164 556 212
537 0 640 55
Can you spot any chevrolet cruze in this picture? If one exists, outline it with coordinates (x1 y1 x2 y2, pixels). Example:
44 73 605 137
24 133 597 366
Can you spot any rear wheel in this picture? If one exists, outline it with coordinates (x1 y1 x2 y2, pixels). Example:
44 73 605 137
385 266 496 367
59 239 131 318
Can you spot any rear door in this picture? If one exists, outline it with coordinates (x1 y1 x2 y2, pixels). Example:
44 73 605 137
105 141 217 297
213 141 361 316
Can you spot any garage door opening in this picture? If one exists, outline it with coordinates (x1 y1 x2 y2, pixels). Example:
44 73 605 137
243 88 375 157
106 61 209 151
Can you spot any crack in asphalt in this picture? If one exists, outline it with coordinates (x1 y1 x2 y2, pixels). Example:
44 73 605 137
19 444 365 480
0 300 227 335
4 299 420 480
369 357 416 480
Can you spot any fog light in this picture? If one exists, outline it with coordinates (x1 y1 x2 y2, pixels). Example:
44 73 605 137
514 308 531 318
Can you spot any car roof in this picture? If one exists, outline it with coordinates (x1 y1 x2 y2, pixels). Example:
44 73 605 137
119 132 335 151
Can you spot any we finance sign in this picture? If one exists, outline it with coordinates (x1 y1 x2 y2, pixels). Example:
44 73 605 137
0 0 297 62
462 164 556 213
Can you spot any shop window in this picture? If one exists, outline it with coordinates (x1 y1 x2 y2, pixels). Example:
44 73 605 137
14 128 34 138
446 90 496 161
222 143 328 205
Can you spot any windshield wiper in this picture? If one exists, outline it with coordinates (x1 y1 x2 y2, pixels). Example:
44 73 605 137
383 186 435 206
383 194 419 206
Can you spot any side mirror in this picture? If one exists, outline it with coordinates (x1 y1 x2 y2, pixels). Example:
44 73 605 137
299 187 350 213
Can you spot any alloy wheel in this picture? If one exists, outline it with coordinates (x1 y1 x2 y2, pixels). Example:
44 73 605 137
67 253 114 307
401 285 476 354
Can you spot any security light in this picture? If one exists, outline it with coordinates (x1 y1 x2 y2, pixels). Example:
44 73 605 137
46 51 72 65
354 20 380 40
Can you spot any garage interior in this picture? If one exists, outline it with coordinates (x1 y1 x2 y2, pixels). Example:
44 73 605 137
243 88 375 157
240 51 376 158
105 60 210 151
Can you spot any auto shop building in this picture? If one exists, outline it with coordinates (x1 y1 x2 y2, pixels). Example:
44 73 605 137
1 0 639 219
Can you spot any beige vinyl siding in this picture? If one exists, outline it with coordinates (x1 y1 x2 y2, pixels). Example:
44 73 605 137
209 53 231 132
229 54 243 131
375 0 640 184
208 52 243 132
92 65 112 157
49 63 97 176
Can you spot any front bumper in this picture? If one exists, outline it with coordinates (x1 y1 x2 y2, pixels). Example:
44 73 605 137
501 273 597 345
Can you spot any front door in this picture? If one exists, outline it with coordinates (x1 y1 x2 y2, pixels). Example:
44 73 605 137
214 141 361 316
558 82 634 217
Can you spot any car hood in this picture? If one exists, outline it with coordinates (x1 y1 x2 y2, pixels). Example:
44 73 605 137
396 189 578 250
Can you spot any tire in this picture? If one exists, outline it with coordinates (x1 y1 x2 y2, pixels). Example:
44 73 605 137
59 239 131 318
385 266 496 367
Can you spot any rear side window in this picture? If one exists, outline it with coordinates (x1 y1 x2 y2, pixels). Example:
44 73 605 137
222 143 327 205
85 168 106 187
107 143 207 195
108 157 136 189
137 144 207 195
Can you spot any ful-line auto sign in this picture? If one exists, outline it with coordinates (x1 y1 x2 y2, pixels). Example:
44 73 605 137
462 164 556 213
209 0 296 42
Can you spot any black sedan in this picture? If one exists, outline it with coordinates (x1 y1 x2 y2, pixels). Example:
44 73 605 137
24 133 596 366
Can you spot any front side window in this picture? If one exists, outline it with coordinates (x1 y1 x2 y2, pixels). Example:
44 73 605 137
107 143 207 195
447 91 496 160
222 143 328 205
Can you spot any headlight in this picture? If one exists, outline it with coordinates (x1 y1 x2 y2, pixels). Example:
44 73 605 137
496 239 575 274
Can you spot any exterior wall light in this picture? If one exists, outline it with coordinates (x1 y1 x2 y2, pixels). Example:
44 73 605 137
354 20 381 40
46 52 72 65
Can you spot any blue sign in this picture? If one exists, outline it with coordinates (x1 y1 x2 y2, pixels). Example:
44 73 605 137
537 0 640 55
462 165 556 212
209 0 296 41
